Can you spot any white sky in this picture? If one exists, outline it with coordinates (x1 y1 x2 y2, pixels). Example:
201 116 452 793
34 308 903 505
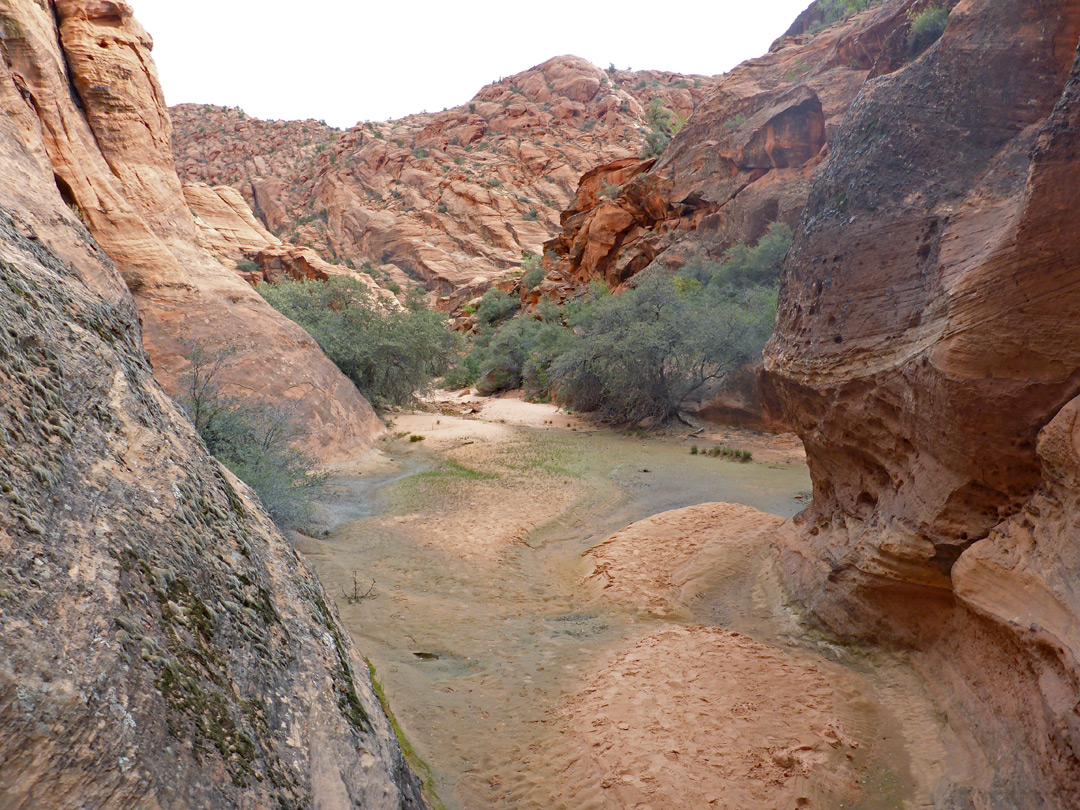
130 0 813 129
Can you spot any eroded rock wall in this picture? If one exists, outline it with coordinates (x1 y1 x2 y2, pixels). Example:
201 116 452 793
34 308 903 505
541 0 927 297
765 0 1080 805
0 20 424 810
0 0 382 461
171 57 721 300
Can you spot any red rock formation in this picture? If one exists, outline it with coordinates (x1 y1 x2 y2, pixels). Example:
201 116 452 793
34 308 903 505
765 0 1080 804
183 182 393 295
171 57 720 297
543 2 921 296
0 0 382 461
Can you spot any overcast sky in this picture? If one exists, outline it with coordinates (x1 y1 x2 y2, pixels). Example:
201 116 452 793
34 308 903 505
130 0 813 129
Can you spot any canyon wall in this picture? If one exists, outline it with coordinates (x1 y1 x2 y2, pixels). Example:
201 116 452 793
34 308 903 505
0 0 382 461
539 0 925 296
0 10 425 810
765 0 1080 805
171 58 721 302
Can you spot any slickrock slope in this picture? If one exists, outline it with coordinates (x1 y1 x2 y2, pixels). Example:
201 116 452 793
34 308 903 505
0 0 382 461
541 0 919 295
0 23 423 810
184 181 390 295
765 0 1080 805
171 58 719 299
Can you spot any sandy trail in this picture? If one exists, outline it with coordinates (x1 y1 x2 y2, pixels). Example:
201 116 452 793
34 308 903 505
301 392 950 810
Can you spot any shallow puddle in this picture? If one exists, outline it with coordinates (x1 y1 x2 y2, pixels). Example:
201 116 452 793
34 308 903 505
299 419 945 809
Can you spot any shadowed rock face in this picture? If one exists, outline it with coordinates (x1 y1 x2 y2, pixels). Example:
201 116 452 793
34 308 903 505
171 57 721 302
0 0 382 462
765 0 1080 804
0 14 424 810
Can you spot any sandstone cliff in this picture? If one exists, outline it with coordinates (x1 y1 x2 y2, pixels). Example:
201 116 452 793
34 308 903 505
0 0 383 462
184 181 393 298
541 0 922 297
171 58 720 300
0 7 424 808
765 0 1080 805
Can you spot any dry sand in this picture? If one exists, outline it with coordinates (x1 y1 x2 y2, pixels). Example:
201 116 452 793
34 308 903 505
369 405 582 561
307 392 946 809
565 625 862 810
581 502 785 617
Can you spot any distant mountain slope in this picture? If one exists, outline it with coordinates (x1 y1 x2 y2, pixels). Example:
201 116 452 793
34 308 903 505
171 56 719 298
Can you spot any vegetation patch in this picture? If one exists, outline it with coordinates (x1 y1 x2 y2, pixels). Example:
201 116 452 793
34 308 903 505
415 459 496 482
450 224 792 426
641 97 685 159
178 339 325 530
907 5 949 55
260 277 459 409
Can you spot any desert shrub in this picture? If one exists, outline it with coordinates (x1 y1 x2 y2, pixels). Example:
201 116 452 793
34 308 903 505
521 266 545 290
907 5 949 54
178 340 324 530
447 225 792 424
236 258 259 273
259 277 459 408
641 98 684 159
474 288 519 328
679 222 793 292
549 271 776 424
520 252 545 290
470 311 575 395
815 0 877 25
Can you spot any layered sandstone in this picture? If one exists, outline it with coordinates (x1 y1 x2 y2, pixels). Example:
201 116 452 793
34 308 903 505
0 0 382 461
541 0 932 297
184 182 391 295
171 57 720 300
765 0 1080 805
0 9 424 810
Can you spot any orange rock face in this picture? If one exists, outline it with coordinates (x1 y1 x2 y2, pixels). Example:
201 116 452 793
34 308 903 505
0 1 381 461
171 57 720 301
542 3 917 295
765 0 1080 804
183 182 391 295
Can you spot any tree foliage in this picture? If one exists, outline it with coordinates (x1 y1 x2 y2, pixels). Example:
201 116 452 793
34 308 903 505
451 223 792 424
178 339 324 530
907 5 949 54
259 278 460 408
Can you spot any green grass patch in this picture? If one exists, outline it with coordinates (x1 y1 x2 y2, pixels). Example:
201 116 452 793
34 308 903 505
495 438 579 478
414 459 496 481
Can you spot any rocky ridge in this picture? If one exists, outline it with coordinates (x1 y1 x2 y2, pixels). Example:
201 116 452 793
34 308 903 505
2 0 382 461
171 57 720 301
539 0 928 298
0 2 425 806
765 0 1080 806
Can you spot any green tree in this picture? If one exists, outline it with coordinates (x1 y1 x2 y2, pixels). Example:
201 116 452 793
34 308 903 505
259 277 460 408
550 271 776 424
178 338 324 530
